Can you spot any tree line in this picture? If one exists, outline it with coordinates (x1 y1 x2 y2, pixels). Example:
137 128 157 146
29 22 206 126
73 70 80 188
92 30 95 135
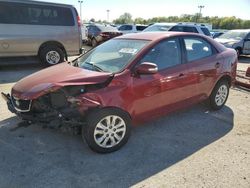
112 13 250 30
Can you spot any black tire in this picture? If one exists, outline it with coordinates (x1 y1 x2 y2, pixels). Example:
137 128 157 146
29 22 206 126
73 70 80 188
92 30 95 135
82 108 131 153
39 45 65 66
235 48 241 57
91 38 98 47
209 80 229 110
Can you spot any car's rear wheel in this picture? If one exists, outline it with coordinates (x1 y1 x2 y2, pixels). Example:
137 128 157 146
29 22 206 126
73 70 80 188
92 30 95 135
39 46 65 66
235 48 241 57
91 38 98 47
82 108 131 153
209 80 229 110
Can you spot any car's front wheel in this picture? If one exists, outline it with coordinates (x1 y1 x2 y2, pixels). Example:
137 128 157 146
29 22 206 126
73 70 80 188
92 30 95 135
209 80 229 110
82 108 131 153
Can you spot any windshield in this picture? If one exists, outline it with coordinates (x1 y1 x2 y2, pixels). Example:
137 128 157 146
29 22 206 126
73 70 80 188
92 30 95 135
218 31 248 40
143 24 172 32
77 39 149 73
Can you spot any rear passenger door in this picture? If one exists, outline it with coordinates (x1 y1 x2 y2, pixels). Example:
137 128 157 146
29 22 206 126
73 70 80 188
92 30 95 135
182 37 222 101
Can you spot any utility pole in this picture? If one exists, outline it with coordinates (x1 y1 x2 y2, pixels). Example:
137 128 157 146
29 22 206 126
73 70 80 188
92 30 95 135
196 5 205 23
107 9 110 23
78 0 83 22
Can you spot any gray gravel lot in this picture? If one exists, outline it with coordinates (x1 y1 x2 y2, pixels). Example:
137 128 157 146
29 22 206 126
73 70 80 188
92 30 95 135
0 52 249 188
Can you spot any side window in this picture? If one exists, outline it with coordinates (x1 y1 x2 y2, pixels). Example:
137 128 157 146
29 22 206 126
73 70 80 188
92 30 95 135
140 39 181 70
0 2 74 26
201 27 211 36
118 25 125 31
246 33 250 40
183 26 199 33
169 26 184 32
0 2 29 24
119 25 132 31
125 25 133 30
136 26 147 31
184 38 213 62
27 5 74 26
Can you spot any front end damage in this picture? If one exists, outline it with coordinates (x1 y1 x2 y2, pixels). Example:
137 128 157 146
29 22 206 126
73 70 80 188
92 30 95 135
1 80 111 132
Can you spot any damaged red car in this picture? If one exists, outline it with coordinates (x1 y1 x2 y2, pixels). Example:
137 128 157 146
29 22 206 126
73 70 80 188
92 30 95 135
2 32 237 153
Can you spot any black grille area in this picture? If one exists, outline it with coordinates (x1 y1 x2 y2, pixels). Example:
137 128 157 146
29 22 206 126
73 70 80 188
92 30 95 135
11 96 31 112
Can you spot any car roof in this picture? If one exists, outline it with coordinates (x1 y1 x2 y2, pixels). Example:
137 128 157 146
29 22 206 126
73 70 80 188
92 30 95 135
151 22 177 26
119 24 148 26
116 31 205 41
116 32 226 58
229 29 250 32
0 0 74 7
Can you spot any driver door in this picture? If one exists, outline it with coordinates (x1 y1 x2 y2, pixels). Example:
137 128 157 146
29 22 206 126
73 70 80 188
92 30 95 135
243 33 250 55
130 38 190 121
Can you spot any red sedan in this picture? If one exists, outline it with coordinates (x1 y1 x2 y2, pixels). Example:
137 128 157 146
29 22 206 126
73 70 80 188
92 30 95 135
2 32 237 153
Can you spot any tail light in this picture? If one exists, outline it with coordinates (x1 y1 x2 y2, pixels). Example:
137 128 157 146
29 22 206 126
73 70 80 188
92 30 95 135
100 33 109 37
77 16 81 27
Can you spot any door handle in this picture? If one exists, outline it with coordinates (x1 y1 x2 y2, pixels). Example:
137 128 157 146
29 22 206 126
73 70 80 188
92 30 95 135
215 62 220 68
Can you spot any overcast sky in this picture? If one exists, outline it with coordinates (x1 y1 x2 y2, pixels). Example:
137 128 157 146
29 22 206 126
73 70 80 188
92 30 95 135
42 0 250 21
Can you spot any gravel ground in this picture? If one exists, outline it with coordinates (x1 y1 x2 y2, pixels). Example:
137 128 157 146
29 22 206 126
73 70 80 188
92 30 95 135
0 53 249 188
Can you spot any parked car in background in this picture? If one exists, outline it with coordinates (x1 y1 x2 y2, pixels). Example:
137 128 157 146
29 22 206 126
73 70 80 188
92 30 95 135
142 22 176 32
81 24 88 43
118 24 148 34
169 23 212 37
215 29 250 56
0 0 82 66
87 23 122 47
2 32 237 153
211 31 225 39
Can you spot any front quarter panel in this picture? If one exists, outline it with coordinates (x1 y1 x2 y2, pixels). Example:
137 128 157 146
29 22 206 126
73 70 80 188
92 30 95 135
76 70 133 116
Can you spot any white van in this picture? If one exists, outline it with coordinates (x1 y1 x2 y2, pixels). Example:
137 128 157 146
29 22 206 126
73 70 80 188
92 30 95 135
0 0 82 65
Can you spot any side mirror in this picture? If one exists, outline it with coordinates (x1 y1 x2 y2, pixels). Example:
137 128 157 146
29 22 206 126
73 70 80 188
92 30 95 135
135 62 158 75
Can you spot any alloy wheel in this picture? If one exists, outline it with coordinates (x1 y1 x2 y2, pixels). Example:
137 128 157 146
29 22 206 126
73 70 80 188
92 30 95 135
93 115 126 148
215 85 228 106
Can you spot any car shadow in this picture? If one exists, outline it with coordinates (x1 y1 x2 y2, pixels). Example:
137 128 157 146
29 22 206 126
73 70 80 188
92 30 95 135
0 104 234 188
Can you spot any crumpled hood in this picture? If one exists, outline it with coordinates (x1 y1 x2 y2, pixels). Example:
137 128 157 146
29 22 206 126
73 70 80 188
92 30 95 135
215 38 240 45
12 62 113 99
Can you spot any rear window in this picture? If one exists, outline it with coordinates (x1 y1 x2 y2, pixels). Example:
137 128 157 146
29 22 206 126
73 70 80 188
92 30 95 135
183 26 198 33
201 27 211 36
118 25 133 31
136 25 147 31
0 2 75 26
97 25 119 32
170 26 199 33
143 25 172 32
169 26 184 32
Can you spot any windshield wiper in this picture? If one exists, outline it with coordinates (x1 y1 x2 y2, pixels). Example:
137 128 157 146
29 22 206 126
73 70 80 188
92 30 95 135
84 62 104 72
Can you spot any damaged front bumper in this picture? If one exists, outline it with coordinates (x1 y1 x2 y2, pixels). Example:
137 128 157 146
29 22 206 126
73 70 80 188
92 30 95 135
1 92 18 114
1 91 101 125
